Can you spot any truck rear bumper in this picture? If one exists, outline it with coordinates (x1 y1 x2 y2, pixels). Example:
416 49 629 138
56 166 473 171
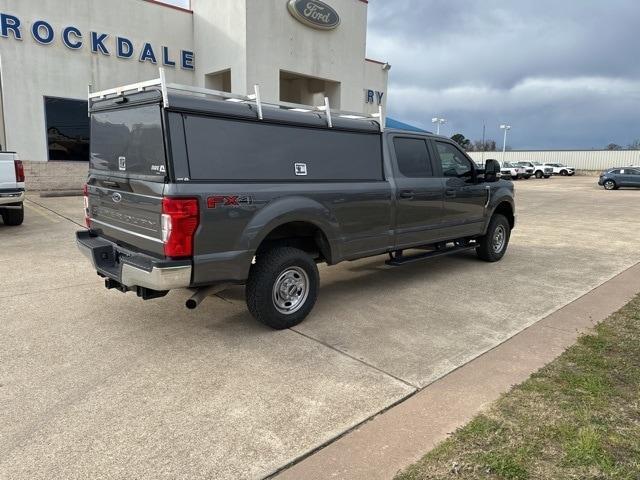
0 190 25 206
76 230 192 291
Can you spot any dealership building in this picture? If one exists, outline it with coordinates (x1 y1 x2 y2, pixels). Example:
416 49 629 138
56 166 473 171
0 0 388 190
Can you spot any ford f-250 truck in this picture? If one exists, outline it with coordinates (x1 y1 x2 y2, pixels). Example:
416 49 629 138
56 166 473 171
0 151 25 226
76 76 515 329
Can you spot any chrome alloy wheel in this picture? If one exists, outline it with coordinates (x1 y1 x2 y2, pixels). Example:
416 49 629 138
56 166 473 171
272 267 309 315
492 225 507 253
604 180 615 190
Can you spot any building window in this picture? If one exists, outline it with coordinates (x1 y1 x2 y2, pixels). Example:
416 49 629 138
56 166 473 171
44 97 90 161
280 71 341 108
205 69 231 93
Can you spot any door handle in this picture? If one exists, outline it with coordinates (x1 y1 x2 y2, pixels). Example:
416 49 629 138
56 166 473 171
445 189 457 198
399 190 414 199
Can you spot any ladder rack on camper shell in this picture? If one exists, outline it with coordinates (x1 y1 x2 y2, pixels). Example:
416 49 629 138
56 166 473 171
88 68 386 132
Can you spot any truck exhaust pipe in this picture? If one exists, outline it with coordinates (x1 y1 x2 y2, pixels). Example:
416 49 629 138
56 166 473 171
186 284 230 310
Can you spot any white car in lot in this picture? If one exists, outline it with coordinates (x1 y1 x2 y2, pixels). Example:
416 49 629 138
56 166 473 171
543 163 576 176
517 161 553 179
0 151 25 226
500 162 527 179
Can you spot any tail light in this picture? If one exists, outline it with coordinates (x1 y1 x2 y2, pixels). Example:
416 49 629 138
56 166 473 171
14 160 25 182
161 197 199 258
83 184 91 228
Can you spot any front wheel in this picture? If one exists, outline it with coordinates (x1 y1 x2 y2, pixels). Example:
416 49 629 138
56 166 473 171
535 171 543 179
476 214 511 262
246 246 319 329
603 180 617 190
560 170 568 176
1 204 24 226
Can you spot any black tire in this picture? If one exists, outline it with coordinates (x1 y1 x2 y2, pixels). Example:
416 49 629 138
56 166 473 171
603 180 617 190
535 171 543 179
246 246 319 329
560 170 568 176
1 204 24 226
476 214 510 262
523 175 531 180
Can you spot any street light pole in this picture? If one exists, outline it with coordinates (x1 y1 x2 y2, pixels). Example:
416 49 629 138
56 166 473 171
432 117 446 135
481 123 486 165
500 124 511 163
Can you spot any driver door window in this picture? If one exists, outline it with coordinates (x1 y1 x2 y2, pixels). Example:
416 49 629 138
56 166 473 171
435 142 473 180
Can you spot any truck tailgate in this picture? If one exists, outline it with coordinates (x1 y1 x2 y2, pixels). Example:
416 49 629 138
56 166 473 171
0 154 17 189
88 183 165 257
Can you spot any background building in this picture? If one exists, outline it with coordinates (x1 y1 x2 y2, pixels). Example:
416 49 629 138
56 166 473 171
0 0 388 189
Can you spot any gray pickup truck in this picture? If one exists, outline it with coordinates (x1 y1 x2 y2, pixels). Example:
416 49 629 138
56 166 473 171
77 79 515 329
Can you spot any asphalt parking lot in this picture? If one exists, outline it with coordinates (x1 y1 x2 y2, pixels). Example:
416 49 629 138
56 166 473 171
1 176 639 480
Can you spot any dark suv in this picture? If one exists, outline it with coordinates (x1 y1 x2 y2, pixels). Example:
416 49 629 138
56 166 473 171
77 78 515 329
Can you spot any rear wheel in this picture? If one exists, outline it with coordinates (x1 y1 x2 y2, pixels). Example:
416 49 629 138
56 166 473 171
604 180 617 190
476 214 510 262
560 170 568 176
535 171 543 179
246 246 319 329
1 203 24 226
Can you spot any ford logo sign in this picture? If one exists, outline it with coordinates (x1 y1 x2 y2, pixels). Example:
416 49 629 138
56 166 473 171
287 0 340 30
112 192 122 203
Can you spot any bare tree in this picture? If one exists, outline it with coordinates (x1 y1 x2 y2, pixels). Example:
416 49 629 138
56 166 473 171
627 139 640 150
473 139 496 152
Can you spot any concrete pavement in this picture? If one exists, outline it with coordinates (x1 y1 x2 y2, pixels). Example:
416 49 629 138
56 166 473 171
1 176 639 479
275 262 640 480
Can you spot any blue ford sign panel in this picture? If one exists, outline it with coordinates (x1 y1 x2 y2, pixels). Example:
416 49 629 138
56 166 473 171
0 12 195 70
287 0 340 30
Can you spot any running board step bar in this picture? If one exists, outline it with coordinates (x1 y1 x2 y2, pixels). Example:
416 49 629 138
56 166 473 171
385 244 477 266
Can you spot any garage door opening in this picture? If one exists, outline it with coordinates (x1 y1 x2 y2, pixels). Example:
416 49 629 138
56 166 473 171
44 97 90 161
280 71 341 109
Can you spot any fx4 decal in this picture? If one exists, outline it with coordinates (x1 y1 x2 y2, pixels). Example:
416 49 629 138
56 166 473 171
207 195 254 209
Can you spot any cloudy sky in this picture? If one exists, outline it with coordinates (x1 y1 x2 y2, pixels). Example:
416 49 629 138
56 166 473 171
161 0 638 149
366 0 640 149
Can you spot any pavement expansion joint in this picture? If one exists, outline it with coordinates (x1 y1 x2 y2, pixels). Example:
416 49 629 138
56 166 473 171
25 198 84 227
289 327 419 390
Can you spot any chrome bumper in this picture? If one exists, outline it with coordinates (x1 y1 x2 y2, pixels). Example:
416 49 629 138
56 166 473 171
76 235 192 291
120 262 192 290
0 190 25 206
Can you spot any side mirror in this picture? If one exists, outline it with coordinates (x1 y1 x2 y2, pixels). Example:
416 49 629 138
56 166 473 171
482 159 501 182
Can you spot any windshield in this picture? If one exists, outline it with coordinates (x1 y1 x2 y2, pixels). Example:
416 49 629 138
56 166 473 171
90 105 166 179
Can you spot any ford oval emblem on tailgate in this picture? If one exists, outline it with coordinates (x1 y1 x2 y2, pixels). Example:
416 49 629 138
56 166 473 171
112 192 122 203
